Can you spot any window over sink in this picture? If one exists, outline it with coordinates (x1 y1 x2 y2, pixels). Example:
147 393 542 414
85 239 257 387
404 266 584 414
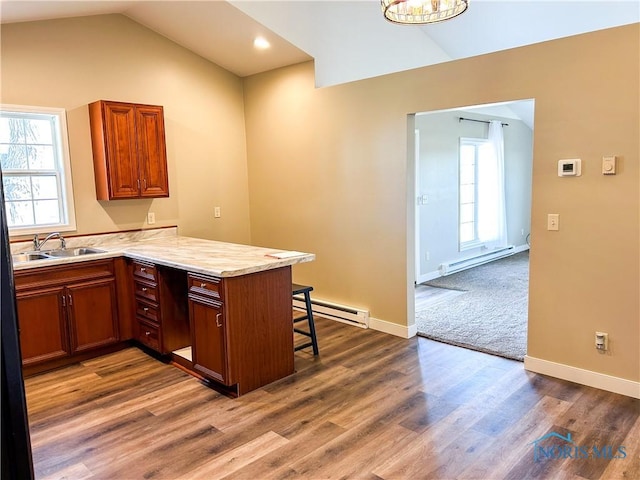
0 104 76 236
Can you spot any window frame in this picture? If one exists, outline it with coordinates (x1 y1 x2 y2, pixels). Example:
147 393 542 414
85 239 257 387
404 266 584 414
1 104 76 237
458 137 488 251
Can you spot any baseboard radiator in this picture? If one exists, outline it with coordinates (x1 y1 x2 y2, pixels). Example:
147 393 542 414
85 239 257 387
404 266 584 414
293 295 369 329
438 246 515 276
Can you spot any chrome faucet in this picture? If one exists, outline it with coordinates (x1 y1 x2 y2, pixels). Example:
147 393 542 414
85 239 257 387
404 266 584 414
33 232 66 251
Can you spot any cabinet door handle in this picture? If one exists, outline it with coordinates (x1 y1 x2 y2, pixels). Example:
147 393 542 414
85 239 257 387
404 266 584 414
143 307 149 312
137 179 141 191
62 294 66 307
143 179 147 190
68 294 73 306
140 267 146 272
200 283 207 288
141 287 147 292
145 331 151 337
215 313 222 328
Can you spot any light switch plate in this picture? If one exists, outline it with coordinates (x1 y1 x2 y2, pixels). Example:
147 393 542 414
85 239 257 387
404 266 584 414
547 213 559 231
602 156 616 175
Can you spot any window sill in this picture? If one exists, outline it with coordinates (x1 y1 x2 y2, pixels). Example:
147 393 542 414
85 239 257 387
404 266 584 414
9 223 77 239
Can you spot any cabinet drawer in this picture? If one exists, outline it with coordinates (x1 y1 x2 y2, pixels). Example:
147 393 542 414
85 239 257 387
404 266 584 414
135 298 160 323
134 280 158 302
15 260 114 292
188 274 222 300
137 320 160 351
133 262 157 282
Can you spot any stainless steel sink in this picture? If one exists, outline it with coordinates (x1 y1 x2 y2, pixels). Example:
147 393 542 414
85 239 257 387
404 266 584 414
11 252 51 263
11 247 106 263
45 247 106 257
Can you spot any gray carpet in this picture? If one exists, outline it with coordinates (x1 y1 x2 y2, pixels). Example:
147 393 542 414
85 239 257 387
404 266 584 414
415 251 529 361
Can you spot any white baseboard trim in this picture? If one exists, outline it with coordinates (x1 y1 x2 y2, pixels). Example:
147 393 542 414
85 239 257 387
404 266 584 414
513 244 530 254
524 355 640 399
369 317 417 339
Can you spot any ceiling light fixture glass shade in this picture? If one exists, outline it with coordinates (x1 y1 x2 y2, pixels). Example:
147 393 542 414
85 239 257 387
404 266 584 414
381 0 469 25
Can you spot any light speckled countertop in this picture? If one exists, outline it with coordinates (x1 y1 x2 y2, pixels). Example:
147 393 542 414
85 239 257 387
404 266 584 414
123 236 314 277
11 229 315 277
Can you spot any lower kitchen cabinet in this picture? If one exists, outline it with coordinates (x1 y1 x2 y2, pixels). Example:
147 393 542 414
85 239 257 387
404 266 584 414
15 256 297 395
189 296 228 384
67 279 119 353
15 260 120 372
15 285 68 365
186 267 294 396
130 260 190 355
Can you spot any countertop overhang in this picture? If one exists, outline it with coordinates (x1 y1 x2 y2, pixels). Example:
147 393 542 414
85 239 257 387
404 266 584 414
12 235 315 277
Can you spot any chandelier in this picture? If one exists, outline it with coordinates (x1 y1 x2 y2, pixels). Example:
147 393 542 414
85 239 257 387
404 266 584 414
381 0 469 25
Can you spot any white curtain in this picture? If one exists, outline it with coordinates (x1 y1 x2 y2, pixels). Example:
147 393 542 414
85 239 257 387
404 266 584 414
477 120 508 249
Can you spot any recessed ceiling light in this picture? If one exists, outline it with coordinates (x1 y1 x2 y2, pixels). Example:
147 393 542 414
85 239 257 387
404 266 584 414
253 36 270 50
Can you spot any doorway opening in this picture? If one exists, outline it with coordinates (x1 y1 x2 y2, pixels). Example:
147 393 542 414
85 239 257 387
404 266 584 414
412 100 534 361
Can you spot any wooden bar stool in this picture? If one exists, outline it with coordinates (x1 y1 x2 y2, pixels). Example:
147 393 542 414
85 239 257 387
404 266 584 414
292 283 319 355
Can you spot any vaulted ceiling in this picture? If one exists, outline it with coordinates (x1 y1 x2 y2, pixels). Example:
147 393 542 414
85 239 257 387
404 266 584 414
1 1 638 87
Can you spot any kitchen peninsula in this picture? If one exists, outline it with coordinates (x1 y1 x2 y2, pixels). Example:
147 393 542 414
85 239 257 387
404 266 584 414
11 228 315 396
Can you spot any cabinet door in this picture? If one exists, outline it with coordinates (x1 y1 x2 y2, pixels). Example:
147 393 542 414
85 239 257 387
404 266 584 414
103 102 140 199
16 286 69 366
136 105 169 198
67 279 119 354
189 297 228 384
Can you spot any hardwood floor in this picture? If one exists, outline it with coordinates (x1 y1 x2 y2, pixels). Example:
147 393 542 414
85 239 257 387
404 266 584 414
25 317 639 480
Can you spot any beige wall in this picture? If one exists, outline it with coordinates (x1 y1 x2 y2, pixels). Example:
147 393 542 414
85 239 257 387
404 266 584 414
243 25 639 382
1 14 251 244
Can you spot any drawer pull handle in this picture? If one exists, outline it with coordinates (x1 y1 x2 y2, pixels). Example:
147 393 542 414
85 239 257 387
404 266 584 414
200 283 207 288
145 331 151 336
142 287 147 292
143 307 149 312
140 267 146 272
216 313 222 328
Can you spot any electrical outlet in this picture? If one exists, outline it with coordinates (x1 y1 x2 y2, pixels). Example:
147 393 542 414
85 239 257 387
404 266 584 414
214 206 221 218
595 332 608 351
425 251 430 261
147 212 156 225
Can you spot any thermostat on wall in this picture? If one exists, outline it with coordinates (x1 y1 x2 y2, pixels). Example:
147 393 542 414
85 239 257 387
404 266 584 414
558 158 581 177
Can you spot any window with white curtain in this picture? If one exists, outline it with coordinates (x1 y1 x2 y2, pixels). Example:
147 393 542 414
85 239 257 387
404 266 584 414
0 105 76 235
459 132 507 251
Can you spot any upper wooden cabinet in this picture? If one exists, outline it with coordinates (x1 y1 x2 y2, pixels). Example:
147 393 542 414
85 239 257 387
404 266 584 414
89 100 170 200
